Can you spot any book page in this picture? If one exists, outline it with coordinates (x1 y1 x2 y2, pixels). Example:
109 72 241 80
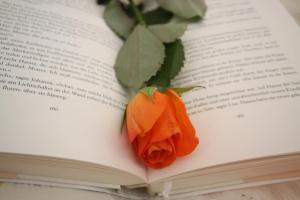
148 0 300 182
0 0 146 179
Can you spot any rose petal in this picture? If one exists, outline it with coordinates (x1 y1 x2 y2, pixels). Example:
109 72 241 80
165 89 199 156
142 139 176 169
127 91 168 143
135 131 152 156
149 102 181 143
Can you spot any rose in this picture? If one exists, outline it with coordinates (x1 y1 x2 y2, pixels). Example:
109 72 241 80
126 88 199 169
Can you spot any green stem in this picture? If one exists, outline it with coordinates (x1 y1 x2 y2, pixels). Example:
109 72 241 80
129 0 146 26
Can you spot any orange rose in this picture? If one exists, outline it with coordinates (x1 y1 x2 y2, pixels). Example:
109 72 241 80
126 88 199 169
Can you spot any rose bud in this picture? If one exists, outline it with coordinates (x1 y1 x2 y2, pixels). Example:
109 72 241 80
126 88 199 169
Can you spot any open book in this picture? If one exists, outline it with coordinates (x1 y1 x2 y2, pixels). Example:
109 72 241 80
0 0 300 198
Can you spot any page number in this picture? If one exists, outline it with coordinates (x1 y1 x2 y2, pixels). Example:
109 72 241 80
237 114 245 118
50 107 59 111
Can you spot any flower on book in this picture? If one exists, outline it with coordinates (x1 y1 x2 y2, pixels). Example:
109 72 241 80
99 0 206 169
126 88 199 169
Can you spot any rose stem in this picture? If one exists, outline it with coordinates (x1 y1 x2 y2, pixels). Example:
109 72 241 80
129 0 146 26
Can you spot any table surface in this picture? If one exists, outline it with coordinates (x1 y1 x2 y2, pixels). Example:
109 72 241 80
0 0 300 200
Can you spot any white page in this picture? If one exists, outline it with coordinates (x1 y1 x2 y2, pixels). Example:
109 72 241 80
148 0 300 182
0 0 145 179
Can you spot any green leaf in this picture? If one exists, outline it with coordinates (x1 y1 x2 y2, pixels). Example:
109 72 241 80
148 39 185 87
97 0 110 5
103 0 135 39
143 8 173 25
115 25 165 90
171 86 204 95
148 74 170 87
148 23 187 43
133 0 143 5
120 0 143 5
122 2 144 18
157 0 207 19
141 87 157 97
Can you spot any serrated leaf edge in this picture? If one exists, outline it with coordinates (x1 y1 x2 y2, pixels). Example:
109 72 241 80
115 25 165 90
